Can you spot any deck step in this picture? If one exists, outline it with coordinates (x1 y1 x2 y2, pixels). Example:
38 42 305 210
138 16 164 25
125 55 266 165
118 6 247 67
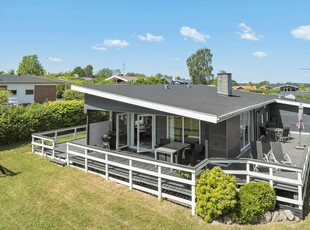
50 158 67 167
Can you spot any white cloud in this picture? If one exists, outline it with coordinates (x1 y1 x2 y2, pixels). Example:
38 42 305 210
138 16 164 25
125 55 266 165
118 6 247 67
237 23 260 40
180 26 209 42
291 25 310 40
138 33 164 42
49 57 63 62
252 51 267 58
103 39 129 47
92 44 107 51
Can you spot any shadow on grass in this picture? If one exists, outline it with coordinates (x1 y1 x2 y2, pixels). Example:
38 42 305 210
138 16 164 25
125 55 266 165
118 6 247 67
0 165 20 177
0 142 30 151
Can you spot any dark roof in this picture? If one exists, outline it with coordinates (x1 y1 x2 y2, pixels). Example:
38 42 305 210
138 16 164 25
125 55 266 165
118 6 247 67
266 83 299 89
0 75 66 84
74 84 277 122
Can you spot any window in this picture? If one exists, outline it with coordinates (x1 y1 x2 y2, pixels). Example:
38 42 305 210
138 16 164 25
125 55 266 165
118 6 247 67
168 116 200 143
240 112 252 149
25 89 34 95
10 90 17 95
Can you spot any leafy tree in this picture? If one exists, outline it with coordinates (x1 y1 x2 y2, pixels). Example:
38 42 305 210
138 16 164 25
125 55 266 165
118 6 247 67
17 54 45 76
95 68 113 78
63 89 84 100
0 88 13 103
0 71 4 75
84 65 93 78
256 80 270 89
126 72 146 78
72 66 85 78
7 69 15 75
134 75 167 84
113 69 121 76
186 48 214 84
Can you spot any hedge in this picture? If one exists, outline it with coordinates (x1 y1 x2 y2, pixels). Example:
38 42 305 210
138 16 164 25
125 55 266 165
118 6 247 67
0 100 89 145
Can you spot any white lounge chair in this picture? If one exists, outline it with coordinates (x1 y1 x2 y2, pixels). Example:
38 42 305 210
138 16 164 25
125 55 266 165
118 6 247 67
269 142 294 166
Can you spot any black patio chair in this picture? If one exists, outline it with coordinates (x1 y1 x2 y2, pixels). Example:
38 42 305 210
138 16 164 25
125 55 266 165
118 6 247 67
276 127 290 143
184 143 204 165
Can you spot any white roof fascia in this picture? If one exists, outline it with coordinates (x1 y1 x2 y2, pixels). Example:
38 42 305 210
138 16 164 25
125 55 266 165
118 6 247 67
275 99 310 108
105 75 128 82
217 99 276 122
72 85 218 123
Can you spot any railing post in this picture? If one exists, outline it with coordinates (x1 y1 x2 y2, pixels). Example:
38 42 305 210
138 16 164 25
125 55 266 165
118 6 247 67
31 136 34 153
298 172 303 209
85 149 88 172
74 128 77 140
105 154 109 180
129 160 133 189
191 171 196 216
158 166 162 200
54 131 58 144
269 167 273 187
41 139 44 157
52 140 55 159
66 144 69 166
246 162 250 183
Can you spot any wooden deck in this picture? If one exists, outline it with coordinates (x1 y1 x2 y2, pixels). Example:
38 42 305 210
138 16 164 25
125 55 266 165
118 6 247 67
32 127 310 218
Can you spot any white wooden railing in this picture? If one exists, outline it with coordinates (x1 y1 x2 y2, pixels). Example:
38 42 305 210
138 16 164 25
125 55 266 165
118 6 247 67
32 125 86 159
66 142 197 215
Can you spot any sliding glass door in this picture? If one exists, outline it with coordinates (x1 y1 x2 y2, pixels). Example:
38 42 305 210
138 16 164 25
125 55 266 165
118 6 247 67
136 115 155 153
116 113 129 150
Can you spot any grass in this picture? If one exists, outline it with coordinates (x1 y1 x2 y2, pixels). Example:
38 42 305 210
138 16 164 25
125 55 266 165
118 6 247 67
1 144 310 230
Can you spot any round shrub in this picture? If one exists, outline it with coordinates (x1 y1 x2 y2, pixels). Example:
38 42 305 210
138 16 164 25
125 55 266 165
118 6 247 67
63 89 84 100
233 181 276 224
195 166 237 223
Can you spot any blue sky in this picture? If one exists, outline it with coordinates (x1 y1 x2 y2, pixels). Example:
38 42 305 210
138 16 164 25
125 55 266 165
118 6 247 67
0 0 309 83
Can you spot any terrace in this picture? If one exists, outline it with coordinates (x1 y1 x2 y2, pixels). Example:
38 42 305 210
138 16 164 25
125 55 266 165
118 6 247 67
32 124 310 218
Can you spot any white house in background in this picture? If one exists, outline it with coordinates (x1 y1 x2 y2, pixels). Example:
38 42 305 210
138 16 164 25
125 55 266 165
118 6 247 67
105 75 138 83
0 75 66 104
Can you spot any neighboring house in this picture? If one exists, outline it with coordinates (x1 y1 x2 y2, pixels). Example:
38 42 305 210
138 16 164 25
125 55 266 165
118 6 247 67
105 75 138 83
232 85 257 90
0 75 65 104
172 79 191 85
265 83 299 92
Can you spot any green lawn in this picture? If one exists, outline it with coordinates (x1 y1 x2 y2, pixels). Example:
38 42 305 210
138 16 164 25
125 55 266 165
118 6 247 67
0 144 309 230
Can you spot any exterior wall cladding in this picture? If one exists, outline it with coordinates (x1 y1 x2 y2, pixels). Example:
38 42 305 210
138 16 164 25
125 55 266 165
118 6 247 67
34 85 56 103
270 102 310 133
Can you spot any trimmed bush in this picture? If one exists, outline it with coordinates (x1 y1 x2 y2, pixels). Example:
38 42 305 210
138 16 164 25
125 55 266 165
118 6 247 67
233 182 276 224
63 89 84 100
195 166 237 223
0 100 88 145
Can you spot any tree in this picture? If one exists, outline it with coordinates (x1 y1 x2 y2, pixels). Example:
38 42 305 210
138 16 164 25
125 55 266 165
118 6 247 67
17 54 45 76
95 68 113 78
84 65 93 78
7 69 15 75
186 48 213 84
113 69 121 76
126 72 146 78
72 66 85 78
0 88 13 103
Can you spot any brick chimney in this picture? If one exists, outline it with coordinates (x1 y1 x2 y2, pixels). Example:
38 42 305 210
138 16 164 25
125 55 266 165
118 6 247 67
217 73 232 96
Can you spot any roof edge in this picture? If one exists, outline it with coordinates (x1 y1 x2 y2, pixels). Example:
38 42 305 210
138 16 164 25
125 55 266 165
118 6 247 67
72 84 218 123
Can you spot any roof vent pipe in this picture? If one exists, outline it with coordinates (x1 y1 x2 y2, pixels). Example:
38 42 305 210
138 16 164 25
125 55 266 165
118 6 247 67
217 72 232 96
164 84 169 90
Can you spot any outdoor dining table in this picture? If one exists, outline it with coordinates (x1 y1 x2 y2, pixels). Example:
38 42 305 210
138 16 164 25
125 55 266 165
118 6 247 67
266 127 283 141
155 142 190 164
